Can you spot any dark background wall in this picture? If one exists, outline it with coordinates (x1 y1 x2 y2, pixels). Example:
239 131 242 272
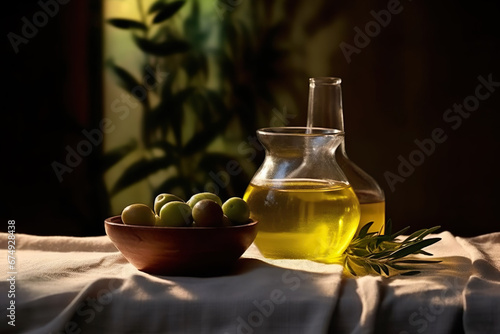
2 0 106 236
2 0 499 237
335 0 500 237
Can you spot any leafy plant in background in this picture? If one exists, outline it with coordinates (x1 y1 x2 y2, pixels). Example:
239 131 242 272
105 0 257 200
104 0 337 202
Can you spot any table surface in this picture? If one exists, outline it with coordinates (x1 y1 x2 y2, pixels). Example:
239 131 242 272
1 231 499 334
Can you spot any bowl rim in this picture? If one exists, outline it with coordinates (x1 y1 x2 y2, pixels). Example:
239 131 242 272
104 215 258 230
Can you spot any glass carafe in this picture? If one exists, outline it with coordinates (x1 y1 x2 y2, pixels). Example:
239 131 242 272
243 127 360 263
307 77 385 235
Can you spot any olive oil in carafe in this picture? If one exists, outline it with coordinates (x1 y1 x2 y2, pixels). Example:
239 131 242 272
243 179 360 263
356 190 385 235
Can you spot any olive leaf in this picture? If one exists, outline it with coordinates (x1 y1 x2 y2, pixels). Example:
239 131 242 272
133 35 190 56
152 1 185 24
106 59 141 94
107 18 147 31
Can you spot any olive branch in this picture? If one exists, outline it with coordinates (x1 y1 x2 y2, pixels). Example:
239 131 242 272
344 221 442 277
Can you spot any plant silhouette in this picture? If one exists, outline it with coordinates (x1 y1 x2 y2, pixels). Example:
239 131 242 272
104 0 320 201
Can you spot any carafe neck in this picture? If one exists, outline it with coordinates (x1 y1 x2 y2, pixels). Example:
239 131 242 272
254 127 348 183
306 77 345 132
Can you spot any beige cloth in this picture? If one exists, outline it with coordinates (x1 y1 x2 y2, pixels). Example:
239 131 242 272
0 231 499 334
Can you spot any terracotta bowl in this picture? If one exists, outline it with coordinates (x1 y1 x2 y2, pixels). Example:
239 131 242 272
104 216 258 276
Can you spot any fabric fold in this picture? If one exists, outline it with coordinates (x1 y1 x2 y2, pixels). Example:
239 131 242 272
456 232 500 334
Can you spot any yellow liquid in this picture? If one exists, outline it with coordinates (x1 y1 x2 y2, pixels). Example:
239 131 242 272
358 201 386 235
243 179 360 263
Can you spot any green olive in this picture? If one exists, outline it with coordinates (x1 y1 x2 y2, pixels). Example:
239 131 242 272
157 201 192 227
187 192 222 209
121 204 156 226
222 197 250 225
154 193 184 215
192 199 223 227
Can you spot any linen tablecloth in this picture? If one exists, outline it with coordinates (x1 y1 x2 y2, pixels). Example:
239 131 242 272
1 231 499 333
